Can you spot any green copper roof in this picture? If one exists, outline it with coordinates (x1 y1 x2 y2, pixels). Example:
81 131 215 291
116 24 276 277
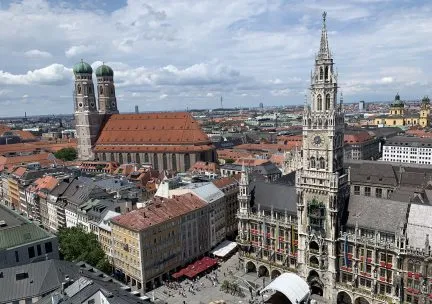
0 205 55 250
422 96 430 104
96 64 114 77
73 60 93 74
392 92 404 106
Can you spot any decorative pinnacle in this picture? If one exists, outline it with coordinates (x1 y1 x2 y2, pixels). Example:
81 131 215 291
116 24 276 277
318 11 330 59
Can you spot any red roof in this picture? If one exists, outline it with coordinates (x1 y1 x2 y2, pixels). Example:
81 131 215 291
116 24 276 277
95 112 214 153
111 193 206 231
212 176 239 189
344 132 372 143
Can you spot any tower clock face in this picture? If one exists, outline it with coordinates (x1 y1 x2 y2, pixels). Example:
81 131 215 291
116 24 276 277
313 135 322 147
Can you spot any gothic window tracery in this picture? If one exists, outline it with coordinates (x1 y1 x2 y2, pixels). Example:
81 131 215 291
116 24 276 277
325 66 329 80
99 86 103 95
325 94 331 110
310 157 316 168
77 85 81 94
319 157 325 169
317 95 323 111
308 199 325 231
320 67 324 80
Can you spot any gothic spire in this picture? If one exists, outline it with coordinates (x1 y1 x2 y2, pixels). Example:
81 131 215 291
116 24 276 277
318 11 331 59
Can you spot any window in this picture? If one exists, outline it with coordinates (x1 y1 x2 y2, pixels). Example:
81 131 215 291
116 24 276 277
88 300 95 304
325 66 329 80
320 67 324 80
162 153 168 169
319 157 325 169
37 244 41 256
45 242 53 253
376 188 382 198
354 186 360 195
325 94 331 110
317 95 323 111
28 247 35 259
364 187 371 196
310 157 316 168
172 154 177 170
15 251 19 263
184 153 190 170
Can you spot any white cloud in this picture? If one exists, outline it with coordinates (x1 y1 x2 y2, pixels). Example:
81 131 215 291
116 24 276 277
0 64 72 85
65 45 96 58
24 49 52 58
22 94 29 98
206 92 214 97
380 77 394 84
271 88 291 96
0 0 431 115
159 94 168 99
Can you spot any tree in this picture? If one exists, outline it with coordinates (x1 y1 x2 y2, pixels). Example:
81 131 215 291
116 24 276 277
54 147 77 161
225 158 235 164
58 226 112 273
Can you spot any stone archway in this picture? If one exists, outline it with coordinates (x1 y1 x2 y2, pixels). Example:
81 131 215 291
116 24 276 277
354 297 370 304
307 270 324 296
258 265 269 277
245 261 257 273
337 291 352 304
271 269 281 279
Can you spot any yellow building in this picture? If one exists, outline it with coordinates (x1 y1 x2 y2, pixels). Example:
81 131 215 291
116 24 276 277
110 194 207 291
374 94 430 128
419 96 431 127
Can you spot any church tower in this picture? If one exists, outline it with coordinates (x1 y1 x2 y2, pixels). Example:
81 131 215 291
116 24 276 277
96 64 119 115
419 96 430 128
296 12 349 302
73 60 102 160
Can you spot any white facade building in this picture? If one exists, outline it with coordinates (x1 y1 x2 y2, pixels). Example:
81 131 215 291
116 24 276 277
382 136 432 164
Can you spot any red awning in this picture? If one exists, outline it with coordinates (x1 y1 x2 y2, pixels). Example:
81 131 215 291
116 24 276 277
172 257 219 279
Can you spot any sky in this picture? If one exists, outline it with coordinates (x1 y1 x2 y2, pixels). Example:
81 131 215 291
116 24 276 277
0 0 431 116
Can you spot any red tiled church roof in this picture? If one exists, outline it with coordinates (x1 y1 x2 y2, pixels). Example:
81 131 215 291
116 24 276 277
96 112 212 147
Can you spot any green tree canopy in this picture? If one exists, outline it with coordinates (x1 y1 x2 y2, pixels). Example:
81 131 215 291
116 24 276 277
58 226 111 273
54 147 77 161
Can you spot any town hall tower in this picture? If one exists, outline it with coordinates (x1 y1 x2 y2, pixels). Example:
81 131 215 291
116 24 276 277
295 12 349 302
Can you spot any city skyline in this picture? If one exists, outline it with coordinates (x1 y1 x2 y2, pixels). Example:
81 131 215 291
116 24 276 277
0 0 431 116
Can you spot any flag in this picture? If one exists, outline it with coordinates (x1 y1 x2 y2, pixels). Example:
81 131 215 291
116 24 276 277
363 239 367 273
275 222 279 252
291 225 295 254
344 234 348 266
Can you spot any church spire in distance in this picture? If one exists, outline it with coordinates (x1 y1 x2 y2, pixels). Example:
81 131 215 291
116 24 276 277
318 11 331 59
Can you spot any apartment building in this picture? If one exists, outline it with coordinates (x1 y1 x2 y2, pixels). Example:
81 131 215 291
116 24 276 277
382 136 432 164
110 193 207 291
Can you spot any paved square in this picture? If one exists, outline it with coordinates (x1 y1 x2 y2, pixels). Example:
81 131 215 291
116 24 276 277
145 252 270 304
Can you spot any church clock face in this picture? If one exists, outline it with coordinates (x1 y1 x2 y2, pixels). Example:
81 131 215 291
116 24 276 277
313 135 322 147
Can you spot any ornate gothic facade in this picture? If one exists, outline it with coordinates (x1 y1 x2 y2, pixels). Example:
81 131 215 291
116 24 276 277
237 13 432 304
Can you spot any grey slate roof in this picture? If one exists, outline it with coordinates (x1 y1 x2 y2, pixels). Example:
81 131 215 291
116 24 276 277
35 262 151 304
346 159 432 189
345 195 409 233
406 204 432 249
385 135 432 147
249 172 297 214
0 259 80 304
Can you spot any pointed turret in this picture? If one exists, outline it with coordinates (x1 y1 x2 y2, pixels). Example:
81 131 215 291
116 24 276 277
318 11 331 60
238 161 251 214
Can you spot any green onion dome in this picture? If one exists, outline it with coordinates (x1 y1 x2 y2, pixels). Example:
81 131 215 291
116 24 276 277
73 60 93 74
95 64 114 77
